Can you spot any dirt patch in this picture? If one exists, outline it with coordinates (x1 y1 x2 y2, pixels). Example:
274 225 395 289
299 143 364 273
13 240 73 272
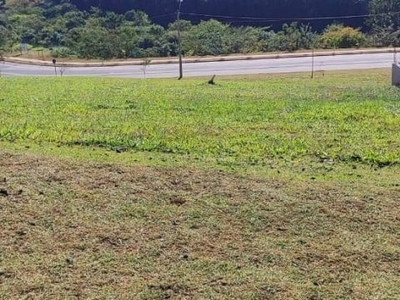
1 150 400 299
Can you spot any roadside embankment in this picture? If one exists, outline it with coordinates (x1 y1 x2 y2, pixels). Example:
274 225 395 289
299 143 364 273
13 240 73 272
3 48 395 67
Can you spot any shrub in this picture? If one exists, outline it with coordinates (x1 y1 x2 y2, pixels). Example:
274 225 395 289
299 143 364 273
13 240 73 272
50 46 75 58
183 19 231 56
320 24 366 49
227 26 265 54
262 23 317 52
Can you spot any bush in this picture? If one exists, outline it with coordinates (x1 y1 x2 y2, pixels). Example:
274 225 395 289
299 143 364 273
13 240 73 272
50 47 75 58
11 43 34 54
227 26 265 54
320 24 366 49
369 28 400 47
183 19 231 56
262 23 317 52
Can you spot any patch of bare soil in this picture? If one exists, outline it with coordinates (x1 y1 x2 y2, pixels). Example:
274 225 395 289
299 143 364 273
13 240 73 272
1 151 400 299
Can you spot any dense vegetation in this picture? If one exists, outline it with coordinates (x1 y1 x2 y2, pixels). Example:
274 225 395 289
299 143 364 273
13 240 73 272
0 0 398 59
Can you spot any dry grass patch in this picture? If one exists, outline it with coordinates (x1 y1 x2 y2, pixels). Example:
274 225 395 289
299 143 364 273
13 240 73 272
1 150 400 299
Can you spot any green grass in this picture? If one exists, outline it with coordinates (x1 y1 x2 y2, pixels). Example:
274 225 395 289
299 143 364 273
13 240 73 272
1 70 400 299
1 70 400 168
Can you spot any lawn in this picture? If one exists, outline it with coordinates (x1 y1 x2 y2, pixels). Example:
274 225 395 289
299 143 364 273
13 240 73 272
1 70 400 299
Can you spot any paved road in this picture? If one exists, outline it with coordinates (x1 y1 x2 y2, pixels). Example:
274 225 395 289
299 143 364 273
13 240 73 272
0 52 395 78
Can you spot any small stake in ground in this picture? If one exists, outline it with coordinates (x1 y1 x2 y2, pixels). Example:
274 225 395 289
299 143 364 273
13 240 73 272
208 75 216 85
141 59 151 79
59 65 67 76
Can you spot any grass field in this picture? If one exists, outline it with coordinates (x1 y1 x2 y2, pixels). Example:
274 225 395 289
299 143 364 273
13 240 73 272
1 70 400 299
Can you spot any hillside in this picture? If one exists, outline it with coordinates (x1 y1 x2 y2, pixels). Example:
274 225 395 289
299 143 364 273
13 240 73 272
66 0 368 30
0 0 398 60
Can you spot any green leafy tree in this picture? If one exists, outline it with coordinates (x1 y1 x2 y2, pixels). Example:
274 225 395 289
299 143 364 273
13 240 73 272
101 11 123 29
5 0 38 9
263 23 316 52
75 25 120 59
183 19 231 56
7 9 45 45
63 10 86 30
0 13 10 49
0 0 377 59
124 10 151 26
116 25 140 58
135 24 170 57
227 26 265 53
368 0 400 46
166 19 192 56
0 25 8 48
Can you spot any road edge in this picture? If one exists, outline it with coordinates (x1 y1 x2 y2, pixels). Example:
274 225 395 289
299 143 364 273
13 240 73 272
3 48 396 68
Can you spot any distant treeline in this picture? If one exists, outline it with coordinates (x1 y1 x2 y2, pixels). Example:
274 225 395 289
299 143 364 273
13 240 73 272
66 0 368 30
0 0 399 59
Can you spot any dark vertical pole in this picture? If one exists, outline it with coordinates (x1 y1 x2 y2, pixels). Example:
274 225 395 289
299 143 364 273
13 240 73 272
177 0 183 80
311 48 314 79
52 59 57 76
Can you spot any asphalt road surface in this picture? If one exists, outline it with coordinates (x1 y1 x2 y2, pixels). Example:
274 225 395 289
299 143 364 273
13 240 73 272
0 52 395 78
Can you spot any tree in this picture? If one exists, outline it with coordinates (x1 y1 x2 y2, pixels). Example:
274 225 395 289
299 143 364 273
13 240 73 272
117 25 140 58
75 25 120 59
0 0 378 59
368 0 400 46
124 10 150 26
183 19 231 56
227 26 265 54
5 0 38 9
263 23 317 52
0 25 8 48
102 11 123 29
7 9 45 45
67 0 368 31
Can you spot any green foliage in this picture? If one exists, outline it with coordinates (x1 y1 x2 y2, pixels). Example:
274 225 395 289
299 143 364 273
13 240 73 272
319 24 366 48
11 42 33 51
124 10 150 26
183 19 231 56
368 0 400 46
74 25 119 59
227 26 265 53
116 25 139 58
0 0 394 59
180 20 267 56
264 22 317 52
6 8 45 44
50 46 75 58
0 25 8 48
